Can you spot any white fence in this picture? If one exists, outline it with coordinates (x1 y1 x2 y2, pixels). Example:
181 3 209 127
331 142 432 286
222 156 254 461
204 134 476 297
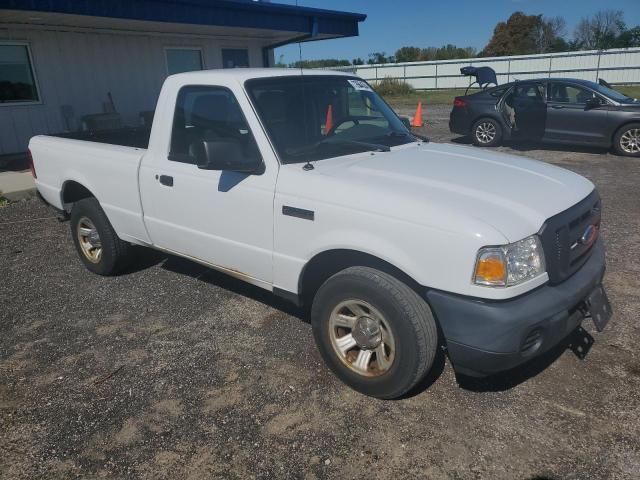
333 48 640 90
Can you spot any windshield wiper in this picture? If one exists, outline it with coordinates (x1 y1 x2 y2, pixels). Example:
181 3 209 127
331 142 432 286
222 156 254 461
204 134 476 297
323 138 391 152
387 130 429 142
287 138 390 158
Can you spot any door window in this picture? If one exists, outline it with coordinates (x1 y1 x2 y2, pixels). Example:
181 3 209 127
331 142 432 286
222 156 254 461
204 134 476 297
514 83 544 101
169 86 260 165
549 83 595 104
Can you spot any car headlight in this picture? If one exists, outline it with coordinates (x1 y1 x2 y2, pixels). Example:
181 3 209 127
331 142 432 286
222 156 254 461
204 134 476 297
473 235 546 287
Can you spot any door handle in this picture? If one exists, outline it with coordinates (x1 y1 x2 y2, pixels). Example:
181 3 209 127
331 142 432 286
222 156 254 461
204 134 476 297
551 105 565 109
159 175 174 187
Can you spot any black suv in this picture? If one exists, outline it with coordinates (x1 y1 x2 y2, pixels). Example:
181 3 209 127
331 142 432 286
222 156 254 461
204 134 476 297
449 78 640 157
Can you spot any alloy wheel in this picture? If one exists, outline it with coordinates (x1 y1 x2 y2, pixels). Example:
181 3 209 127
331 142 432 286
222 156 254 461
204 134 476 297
476 122 497 144
76 217 102 263
620 128 640 154
328 299 396 377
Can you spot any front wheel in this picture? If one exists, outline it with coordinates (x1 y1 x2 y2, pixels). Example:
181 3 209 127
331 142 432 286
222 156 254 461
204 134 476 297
471 118 503 147
613 123 640 157
311 267 438 399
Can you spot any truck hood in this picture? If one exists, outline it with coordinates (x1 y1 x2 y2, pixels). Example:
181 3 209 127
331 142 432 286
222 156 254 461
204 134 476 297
306 142 595 242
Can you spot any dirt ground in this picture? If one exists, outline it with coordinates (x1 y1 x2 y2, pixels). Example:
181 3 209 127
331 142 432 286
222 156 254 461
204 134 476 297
2 105 640 479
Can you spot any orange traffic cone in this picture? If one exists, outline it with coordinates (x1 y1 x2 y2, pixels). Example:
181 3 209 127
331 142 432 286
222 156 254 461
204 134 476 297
411 102 424 128
324 104 334 135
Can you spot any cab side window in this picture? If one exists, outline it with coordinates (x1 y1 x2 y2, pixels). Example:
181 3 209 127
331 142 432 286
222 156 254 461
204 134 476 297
169 85 260 165
549 83 595 104
514 83 544 101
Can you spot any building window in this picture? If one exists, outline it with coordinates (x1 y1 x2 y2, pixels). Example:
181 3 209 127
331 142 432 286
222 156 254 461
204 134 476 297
165 48 204 75
0 43 40 104
222 49 249 69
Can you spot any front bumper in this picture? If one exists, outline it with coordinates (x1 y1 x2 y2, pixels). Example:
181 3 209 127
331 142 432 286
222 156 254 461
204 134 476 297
426 238 606 377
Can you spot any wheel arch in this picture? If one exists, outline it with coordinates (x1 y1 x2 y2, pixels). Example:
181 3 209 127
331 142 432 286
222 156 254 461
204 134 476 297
60 180 97 212
470 113 506 131
297 249 424 307
612 120 640 149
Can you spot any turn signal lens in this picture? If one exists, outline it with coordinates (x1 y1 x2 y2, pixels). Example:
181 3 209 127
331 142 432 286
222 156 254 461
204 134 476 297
473 235 546 287
474 249 507 286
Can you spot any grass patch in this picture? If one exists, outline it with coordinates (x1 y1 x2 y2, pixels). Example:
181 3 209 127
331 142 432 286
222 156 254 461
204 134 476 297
374 77 414 96
0 195 10 207
617 85 640 99
381 88 478 107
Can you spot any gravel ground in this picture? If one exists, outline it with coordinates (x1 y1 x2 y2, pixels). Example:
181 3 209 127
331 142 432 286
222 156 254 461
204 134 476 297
2 105 640 479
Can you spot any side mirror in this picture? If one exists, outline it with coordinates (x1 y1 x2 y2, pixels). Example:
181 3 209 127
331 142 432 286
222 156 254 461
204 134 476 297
195 139 263 174
585 97 603 109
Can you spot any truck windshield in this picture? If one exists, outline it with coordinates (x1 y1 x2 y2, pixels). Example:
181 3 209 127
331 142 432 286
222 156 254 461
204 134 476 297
245 75 416 164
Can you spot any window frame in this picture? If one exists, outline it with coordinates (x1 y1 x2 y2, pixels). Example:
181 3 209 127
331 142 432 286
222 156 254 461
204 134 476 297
513 82 546 102
164 46 205 77
0 41 42 107
167 84 264 171
547 81 608 106
221 48 250 69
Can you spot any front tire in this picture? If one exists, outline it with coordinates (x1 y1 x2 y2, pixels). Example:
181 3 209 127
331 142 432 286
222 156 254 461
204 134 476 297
70 197 131 275
471 118 503 147
613 123 640 157
311 267 438 399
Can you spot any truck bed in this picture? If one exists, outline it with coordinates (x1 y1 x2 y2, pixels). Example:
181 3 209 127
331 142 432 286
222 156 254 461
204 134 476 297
54 127 150 149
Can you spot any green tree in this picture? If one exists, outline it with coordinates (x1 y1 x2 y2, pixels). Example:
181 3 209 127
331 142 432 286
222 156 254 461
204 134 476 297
573 10 625 50
481 12 543 56
394 45 476 62
533 16 567 53
395 46 422 62
290 59 351 68
367 52 393 64
616 26 640 47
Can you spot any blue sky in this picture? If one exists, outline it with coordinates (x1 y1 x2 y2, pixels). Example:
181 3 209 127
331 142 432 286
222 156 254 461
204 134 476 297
275 0 640 64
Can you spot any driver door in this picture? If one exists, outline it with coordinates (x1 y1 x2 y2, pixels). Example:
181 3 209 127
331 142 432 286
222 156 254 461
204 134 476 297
545 82 610 145
139 85 276 286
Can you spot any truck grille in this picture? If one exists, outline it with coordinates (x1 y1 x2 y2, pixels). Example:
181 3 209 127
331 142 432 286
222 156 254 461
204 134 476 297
538 190 601 285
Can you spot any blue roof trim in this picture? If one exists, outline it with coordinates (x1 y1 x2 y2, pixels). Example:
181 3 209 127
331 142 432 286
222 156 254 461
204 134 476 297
0 0 366 38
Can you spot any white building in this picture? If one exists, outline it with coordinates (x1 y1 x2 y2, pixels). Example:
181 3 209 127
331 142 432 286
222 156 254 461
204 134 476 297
0 0 365 155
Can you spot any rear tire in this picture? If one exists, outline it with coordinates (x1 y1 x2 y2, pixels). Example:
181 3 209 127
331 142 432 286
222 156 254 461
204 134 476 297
70 197 131 275
471 118 503 147
613 123 640 157
311 266 438 399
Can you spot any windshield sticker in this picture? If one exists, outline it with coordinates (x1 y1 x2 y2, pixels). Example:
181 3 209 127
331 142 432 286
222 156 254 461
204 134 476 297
348 79 373 92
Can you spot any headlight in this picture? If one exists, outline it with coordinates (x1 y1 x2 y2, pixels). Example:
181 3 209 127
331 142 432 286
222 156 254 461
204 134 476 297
473 235 545 287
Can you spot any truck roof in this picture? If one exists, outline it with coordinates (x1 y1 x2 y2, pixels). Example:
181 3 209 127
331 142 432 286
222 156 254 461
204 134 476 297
167 68 356 82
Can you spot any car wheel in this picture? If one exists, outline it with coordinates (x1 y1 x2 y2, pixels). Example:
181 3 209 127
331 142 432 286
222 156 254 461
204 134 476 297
70 197 131 275
613 123 640 157
471 118 503 147
311 266 438 399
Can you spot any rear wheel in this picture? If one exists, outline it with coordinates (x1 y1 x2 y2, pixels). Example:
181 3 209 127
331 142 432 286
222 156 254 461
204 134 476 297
311 266 438 399
613 123 640 157
70 198 131 275
471 118 503 147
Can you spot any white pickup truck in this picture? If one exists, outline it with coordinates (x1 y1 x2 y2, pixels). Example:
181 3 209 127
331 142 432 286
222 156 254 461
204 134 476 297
30 69 611 398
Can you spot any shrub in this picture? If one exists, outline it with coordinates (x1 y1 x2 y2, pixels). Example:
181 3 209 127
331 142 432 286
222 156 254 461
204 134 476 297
374 77 414 96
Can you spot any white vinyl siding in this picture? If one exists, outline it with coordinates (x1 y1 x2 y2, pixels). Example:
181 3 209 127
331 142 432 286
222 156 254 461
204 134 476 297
0 25 266 154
